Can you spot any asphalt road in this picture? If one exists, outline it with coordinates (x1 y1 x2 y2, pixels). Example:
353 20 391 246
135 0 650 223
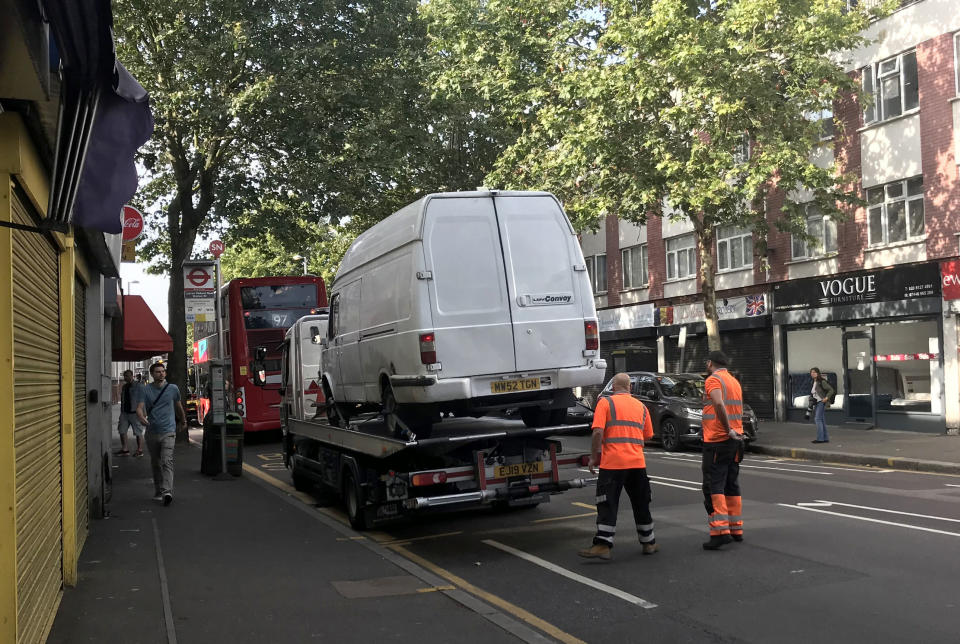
242 431 960 644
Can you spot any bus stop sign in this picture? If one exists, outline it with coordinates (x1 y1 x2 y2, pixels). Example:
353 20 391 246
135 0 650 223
209 239 225 258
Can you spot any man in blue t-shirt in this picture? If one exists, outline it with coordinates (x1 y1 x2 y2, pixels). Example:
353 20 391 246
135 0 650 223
136 362 186 506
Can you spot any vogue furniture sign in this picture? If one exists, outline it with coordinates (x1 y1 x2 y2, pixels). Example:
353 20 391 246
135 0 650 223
773 263 941 312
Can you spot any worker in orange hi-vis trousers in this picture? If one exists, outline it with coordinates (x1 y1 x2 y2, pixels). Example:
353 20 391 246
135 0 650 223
578 372 657 561
700 350 745 551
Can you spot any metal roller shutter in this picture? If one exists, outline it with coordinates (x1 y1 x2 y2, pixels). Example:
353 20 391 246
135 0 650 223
12 193 63 644
75 277 88 552
666 328 774 419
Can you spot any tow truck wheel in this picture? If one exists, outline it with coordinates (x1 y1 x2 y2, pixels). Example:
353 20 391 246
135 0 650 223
343 470 369 530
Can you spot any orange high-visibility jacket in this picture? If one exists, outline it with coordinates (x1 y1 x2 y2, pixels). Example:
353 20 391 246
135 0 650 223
702 368 743 443
592 393 654 469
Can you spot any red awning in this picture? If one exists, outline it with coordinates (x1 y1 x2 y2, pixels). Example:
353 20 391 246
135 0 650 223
112 295 172 361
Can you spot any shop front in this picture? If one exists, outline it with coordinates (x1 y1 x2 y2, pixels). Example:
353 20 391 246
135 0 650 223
772 262 944 432
658 294 774 418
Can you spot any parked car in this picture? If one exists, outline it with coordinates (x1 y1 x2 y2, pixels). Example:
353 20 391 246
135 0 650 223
320 191 608 437
499 396 594 426
598 372 759 451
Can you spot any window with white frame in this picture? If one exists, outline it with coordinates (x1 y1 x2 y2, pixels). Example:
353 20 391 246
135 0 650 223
791 204 838 259
585 254 607 293
733 133 750 164
808 108 835 140
955 32 960 95
862 50 918 124
621 245 648 289
717 225 753 271
665 235 696 280
866 176 924 246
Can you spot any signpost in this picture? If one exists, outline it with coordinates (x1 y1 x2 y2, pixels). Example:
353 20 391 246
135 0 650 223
209 240 233 481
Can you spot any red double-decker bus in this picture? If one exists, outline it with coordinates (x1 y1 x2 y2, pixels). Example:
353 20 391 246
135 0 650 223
194 275 327 433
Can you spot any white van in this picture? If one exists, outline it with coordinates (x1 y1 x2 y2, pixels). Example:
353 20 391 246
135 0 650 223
321 191 607 436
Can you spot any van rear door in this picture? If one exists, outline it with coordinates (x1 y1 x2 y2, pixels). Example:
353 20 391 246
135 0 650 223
494 194 587 372
422 196 516 378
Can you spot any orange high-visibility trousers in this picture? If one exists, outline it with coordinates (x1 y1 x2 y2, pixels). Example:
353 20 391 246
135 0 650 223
702 439 743 537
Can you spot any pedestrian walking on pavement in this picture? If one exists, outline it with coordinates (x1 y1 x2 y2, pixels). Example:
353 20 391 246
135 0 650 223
578 372 657 561
116 369 145 457
136 362 186 506
809 367 835 444
701 351 745 551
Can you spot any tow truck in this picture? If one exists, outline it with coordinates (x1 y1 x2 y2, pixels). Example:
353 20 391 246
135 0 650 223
252 315 598 529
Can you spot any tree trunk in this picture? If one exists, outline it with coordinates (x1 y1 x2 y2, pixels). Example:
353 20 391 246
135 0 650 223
697 225 722 352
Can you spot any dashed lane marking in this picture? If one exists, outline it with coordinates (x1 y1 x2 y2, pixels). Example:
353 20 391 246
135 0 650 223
388 543 586 644
779 504 960 538
809 499 960 524
483 539 658 609
651 481 700 492
532 512 596 524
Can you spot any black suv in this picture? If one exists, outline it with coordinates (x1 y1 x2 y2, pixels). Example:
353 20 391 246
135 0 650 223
599 372 759 451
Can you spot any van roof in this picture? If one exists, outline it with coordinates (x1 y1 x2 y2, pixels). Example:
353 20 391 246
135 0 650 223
335 191 558 283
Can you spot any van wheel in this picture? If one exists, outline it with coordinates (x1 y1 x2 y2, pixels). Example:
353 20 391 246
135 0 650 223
548 408 567 426
660 419 680 452
520 407 550 428
343 470 369 530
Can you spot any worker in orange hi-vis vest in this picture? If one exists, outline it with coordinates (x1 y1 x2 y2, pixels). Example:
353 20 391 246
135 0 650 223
578 372 657 561
700 350 745 551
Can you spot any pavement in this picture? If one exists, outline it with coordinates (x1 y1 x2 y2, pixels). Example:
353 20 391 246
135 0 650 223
47 407 960 643
749 419 960 475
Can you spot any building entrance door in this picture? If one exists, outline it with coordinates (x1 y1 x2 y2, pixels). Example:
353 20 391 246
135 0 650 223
843 328 876 425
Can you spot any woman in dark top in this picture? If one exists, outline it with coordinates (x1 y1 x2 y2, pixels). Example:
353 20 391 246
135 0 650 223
810 367 835 444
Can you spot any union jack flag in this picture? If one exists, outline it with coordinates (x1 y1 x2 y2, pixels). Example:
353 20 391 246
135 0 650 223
745 294 766 316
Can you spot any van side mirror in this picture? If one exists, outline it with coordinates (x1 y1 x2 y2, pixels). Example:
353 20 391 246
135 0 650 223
310 326 322 344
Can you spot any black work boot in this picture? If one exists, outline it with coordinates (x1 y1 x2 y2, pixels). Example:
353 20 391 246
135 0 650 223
702 534 733 550
731 534 744 543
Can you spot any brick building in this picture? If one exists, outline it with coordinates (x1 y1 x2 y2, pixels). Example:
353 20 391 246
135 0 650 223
580 0 960 433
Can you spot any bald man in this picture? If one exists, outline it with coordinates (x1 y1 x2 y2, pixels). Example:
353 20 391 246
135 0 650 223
579 373 657 560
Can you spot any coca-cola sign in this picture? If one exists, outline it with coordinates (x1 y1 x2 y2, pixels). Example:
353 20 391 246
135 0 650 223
773 263 940 311
121 205 144 243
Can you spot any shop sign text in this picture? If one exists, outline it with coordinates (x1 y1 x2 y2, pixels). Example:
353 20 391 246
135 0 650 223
774 263 940 312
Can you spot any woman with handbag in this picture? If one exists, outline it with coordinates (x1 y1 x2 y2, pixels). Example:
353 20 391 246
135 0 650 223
809 367 835 444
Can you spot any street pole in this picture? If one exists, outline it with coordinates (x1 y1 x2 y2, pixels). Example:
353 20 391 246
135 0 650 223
213 256 232 481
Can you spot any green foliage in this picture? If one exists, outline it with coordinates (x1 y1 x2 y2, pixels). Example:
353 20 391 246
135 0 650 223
425 0 891 347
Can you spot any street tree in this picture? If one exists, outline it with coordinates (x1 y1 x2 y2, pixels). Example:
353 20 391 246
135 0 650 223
424 0 888 350
113 0 449 420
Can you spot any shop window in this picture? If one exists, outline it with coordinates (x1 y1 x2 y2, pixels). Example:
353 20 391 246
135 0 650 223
786 327 845 409
621 244 648 289
862 50 919 124
791 204 838 259
874 319 940 414
666 234 696 281
585 254 607 293
717 225 753 272
866 176 924 246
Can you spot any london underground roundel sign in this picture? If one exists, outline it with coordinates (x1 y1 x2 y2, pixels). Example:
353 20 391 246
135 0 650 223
121 205 145 243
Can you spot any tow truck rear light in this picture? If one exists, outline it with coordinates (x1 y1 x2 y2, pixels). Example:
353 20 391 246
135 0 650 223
419 332 437 364
579 455 591 466
411 471 447 486
584 320 599 351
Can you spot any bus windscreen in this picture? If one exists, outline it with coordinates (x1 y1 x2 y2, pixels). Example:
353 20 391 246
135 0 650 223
241 284 318 310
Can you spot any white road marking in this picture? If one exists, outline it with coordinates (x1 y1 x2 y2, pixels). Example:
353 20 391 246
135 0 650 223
482 539 657 609
946 484 960 488
796 502 834 508
811 500 960 524
659 454 891 475
779 504 960 538
651 481 701 492
650 475 701 486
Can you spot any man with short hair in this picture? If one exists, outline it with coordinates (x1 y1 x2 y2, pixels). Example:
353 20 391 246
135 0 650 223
116 369 145 456
578 372 657 561
700 351 745 551
137 362 186 506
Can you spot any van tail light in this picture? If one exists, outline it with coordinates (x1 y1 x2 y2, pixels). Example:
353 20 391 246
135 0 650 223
411 471 448 486
419 332 437 364
584 321 599 351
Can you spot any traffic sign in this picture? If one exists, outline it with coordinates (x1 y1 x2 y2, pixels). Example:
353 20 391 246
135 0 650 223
182 261 217 323
187 267 212 288
209 239 225 258
122 205 145 243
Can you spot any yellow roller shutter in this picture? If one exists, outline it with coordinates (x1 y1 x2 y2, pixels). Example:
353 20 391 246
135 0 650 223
74 277 88 553
12 192 63 644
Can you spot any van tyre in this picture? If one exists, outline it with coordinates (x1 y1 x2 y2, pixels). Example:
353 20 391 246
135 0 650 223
343 470 369 530
660 418 680 452
519 407 551 428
